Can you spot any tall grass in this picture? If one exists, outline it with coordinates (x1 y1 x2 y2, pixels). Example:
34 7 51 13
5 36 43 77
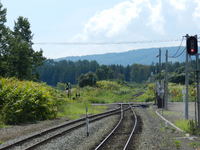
58 102 107 119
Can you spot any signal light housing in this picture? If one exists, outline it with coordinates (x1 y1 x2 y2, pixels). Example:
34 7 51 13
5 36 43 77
187 36 198 55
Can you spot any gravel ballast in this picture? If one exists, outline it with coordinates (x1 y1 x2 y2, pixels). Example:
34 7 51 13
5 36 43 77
133 106 198 150
96 108 135 150
34 114 119 150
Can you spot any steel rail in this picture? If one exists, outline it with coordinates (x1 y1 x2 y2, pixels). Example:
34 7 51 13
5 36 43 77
123 104 138 150
24 110 122 150
25 106 131 150
94 105 126 150
0 107 121 150
94 104 138 150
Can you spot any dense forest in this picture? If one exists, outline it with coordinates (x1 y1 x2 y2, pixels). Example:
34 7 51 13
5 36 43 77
38 58 196 86
37 59 155 86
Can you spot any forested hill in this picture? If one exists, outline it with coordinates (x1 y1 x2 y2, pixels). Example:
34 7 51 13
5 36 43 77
56 47 185 66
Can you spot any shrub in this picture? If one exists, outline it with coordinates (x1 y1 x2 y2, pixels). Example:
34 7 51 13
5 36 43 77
78 72 97 87
0 78 65 124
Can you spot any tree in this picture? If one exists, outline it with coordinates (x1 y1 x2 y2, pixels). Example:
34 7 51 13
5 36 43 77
8 16 45 80
78 72 97 87
0 2 10 76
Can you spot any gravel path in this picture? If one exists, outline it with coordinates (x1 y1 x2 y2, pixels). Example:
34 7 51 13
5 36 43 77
133 106 198 150
35 115 119 150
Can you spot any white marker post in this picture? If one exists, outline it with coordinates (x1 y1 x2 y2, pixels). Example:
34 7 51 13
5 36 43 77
86 105 89 137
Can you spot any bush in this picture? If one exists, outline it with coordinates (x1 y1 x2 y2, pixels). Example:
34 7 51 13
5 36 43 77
0 78 64 124
78 72 97 87
96 80 120 90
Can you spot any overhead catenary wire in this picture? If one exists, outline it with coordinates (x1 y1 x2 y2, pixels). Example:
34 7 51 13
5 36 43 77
168 36 185 58
33 39 182 45
169 48 186 58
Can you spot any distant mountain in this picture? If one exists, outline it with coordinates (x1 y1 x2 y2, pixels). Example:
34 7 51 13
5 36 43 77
55 47 186 66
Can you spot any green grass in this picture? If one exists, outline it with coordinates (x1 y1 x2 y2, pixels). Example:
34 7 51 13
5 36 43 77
175 120 190 132
189 142 200 149
0 123 9 129
0 78 151 125
79 81 148 104
175 119 200 135
0 141 4 145
57 102 107 119
174 140 181 149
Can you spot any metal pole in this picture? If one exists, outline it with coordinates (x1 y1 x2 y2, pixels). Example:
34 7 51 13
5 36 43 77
86 105 89 136
159 48 164 110
164 50 168 110
185 34 189 120
196 52 200 127
159 48 162 86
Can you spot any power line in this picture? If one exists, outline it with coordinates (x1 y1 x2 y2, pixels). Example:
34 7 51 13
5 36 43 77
33 39 182 45
169 48 186 58
168 36 185 58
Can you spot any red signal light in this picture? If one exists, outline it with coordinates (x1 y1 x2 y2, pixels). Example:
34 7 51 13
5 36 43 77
187 36 198 55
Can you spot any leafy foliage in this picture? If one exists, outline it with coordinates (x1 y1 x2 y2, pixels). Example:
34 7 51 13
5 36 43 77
78 72 97 87
168 83 196 102
135 83 155 102
175 119 200 135
38 60 99 86
0 2 45 80
78 80 145 103
0 77 66 124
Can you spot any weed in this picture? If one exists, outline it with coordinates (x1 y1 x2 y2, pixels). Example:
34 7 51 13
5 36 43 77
175 120 189 132
58 102 107 119
189 142 200 149
174 140 181 149
175 119 200 135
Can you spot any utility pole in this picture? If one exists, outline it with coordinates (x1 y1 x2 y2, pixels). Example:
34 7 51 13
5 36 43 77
159 48 162 86
185 34 189 120
158 48 164 109
196 53 200 127
164 50 168 110
195 34 200 127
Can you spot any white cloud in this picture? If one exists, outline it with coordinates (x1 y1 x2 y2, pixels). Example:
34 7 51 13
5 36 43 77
193 0 200 18
75 0 168 42
146 1 165 34
73 0 199 45
169 0 187 10
76 0 146 41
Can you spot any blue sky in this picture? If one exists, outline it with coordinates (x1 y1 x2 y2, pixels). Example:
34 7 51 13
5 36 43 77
1 0 200 58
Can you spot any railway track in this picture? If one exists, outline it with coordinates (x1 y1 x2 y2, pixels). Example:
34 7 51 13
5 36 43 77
0 106 123 150
94 104 138 150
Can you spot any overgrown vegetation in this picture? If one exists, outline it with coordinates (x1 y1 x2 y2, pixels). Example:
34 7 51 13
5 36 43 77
168 83 196 102
175 119 200 135
75 80 148 103
135 83 155 102
0 77 65 124
1 78 150 125
58 102 107 119
174 140 181 150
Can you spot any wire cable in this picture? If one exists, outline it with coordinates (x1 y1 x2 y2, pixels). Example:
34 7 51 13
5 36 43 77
168 36 185 58
170 48 186 58
33 39 182 45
